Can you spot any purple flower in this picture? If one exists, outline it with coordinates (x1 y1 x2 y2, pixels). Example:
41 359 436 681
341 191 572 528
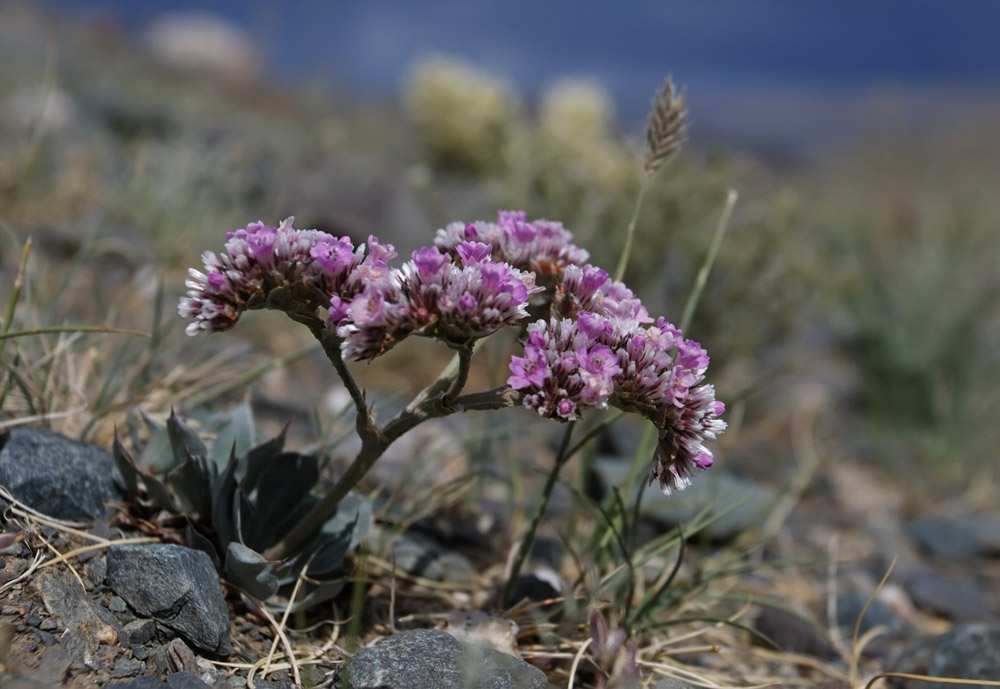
412 246 448 276
456 241 492 265
508 345 550 389
244 222 278 263
311 236 355 274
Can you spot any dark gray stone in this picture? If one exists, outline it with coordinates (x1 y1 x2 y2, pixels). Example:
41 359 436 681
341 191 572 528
905 567 996 622
753 607 835 659
392 532 474 583
166 672 213 689
121 619 157 647
113 656 145 678
337 628 548 689
907 514 1000 560
109 678 169 689
836 592 905 634
110 596 129 613
894 624 1000 689
0 426 124 520
590 459 777 541
106 544 231 655
925 624 1000 689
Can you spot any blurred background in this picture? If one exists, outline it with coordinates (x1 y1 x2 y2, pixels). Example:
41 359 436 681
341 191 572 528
2 0 999 502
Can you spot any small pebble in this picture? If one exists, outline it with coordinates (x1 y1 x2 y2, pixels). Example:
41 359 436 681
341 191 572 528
39 618 58 631
1 605 20 615
37 630 56 646
25 614 42 627
132 645 150 660
109 596 128 613
228 676 246 687
113 656 145 678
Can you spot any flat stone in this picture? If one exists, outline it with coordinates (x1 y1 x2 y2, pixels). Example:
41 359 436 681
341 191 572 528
905 567 996 622
835 592 905 634
166 672 213 689
113 656 145 678
109 678 169 689
106 544 231 655
121 619 157 647
907 514 1000 560
753 607 835 659
392 532 474 583
337 628 547 689
35 569 104 658
590 459 777 541
0 426 124 520
894 624 1000 689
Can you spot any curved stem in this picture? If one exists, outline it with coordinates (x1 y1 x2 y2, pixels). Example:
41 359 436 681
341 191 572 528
501 421 576 608
441 344 473 408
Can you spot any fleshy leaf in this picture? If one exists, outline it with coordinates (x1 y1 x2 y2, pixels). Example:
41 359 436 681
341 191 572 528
226 542 279 600
112 432 140 495
167 410 208 467
187 525 221 569
167 453 215 520
212 447 240 546
243 452 318 549
208 402 256 469
242 424 287 491
139 425 175 474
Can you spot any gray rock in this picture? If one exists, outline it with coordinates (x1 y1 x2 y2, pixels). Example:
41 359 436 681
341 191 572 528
753 607 835 659
35 569 106 659
836 592 905 634
905 567 995 622
106 544 231 655
337 628 548 689
907 514 1000 560
121 619 157 647
927 624 1000 688
109 678 169 689
894 624 1000 689
166 672 213 689
591 458 777 541
392 532 474 583
113 656 145 678
0 427 124 520
652 681 700 689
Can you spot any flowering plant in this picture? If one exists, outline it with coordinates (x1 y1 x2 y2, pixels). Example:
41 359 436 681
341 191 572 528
179 209 726 565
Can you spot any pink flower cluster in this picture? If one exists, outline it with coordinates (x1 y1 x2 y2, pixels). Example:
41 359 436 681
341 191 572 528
179 218 390 337
179 217 539 360
180 212 726 494
435 210 590 284
335 241 541 359
508 265 726 495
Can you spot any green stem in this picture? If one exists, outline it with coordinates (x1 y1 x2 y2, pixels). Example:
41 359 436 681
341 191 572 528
614 173 651 283
678 190 737 333
501 421 576 608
